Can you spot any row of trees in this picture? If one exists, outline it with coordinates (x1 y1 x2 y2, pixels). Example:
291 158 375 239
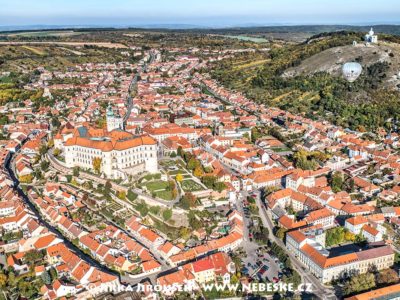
343 268 399 296
292 150 330 170
325 227 357 247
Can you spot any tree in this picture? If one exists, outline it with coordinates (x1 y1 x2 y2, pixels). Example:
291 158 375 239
292 150 318 170
179 227 191 240
51 117 61 128
104 180 112 194
188 210 202 230
53 148 61 157
7 271 16 287
331 172 344 193
40 160 50 171
41 270 52 285
183 151 192 163
39 144 48 156
19 174 33 183
193 166 203 177
177 146 184 157
180 192 197 209
251 127 262 143
127 190 138 202
92 157 102 174
149 206 161 215
24 250 43 264
83 181 93 190
214 182 226 192
376 268 399 286
136 201 148 217
343 273 376 296
201 175 217 189
34 168 43 180
276 227 287 240
0 273 7 288
73 166 80 177
47 139 54 148
162 209 172 221
326 227 351 247
187 157 199 170
176 173 184 182
117 191 126 200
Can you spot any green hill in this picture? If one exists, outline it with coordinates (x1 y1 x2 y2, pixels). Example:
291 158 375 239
211 31 400 131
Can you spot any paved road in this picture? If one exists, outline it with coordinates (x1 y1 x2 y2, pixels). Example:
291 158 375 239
123 73 138 124
123 50 155 124
4 151 119 278
235 192 281 282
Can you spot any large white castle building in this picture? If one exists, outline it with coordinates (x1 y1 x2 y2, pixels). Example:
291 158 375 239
64 127 158 179
60 106 158 179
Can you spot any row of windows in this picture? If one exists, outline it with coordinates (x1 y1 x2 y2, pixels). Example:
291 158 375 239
118 153 152 163
70 146 155 154
72 158 148 167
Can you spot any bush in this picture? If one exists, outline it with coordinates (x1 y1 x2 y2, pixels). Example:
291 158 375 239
162 209 172 221
127 190 138 202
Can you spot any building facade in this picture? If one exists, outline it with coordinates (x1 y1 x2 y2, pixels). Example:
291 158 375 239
64 126 158 179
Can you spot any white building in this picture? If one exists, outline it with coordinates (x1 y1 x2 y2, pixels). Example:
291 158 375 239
286 230 394 283
365 28 378 44
64 126 158 179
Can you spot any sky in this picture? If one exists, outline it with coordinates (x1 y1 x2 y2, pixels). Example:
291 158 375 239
1 0 400 28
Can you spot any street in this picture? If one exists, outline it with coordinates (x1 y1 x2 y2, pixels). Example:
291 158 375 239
253 190 337 300
236 192 282 282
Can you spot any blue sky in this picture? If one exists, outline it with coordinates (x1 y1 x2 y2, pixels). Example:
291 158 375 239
1 0 400 27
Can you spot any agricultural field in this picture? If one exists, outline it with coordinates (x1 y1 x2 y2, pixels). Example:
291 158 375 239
0 43 140 73
4 30 83 38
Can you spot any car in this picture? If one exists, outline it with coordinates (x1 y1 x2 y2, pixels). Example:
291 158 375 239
258 267 267 275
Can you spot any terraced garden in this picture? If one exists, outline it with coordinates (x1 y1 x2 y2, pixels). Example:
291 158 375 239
180 179 204 192
144 179 175 201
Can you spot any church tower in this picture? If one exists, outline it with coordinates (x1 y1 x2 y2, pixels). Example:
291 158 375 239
106 104 124 132
365 28 378 44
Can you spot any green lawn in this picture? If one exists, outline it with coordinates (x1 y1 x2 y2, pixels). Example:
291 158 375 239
271 146 291 152
145 180 169 192
140 173 161 182
155 190 174 201
168 169 186 175
181 179 203 192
